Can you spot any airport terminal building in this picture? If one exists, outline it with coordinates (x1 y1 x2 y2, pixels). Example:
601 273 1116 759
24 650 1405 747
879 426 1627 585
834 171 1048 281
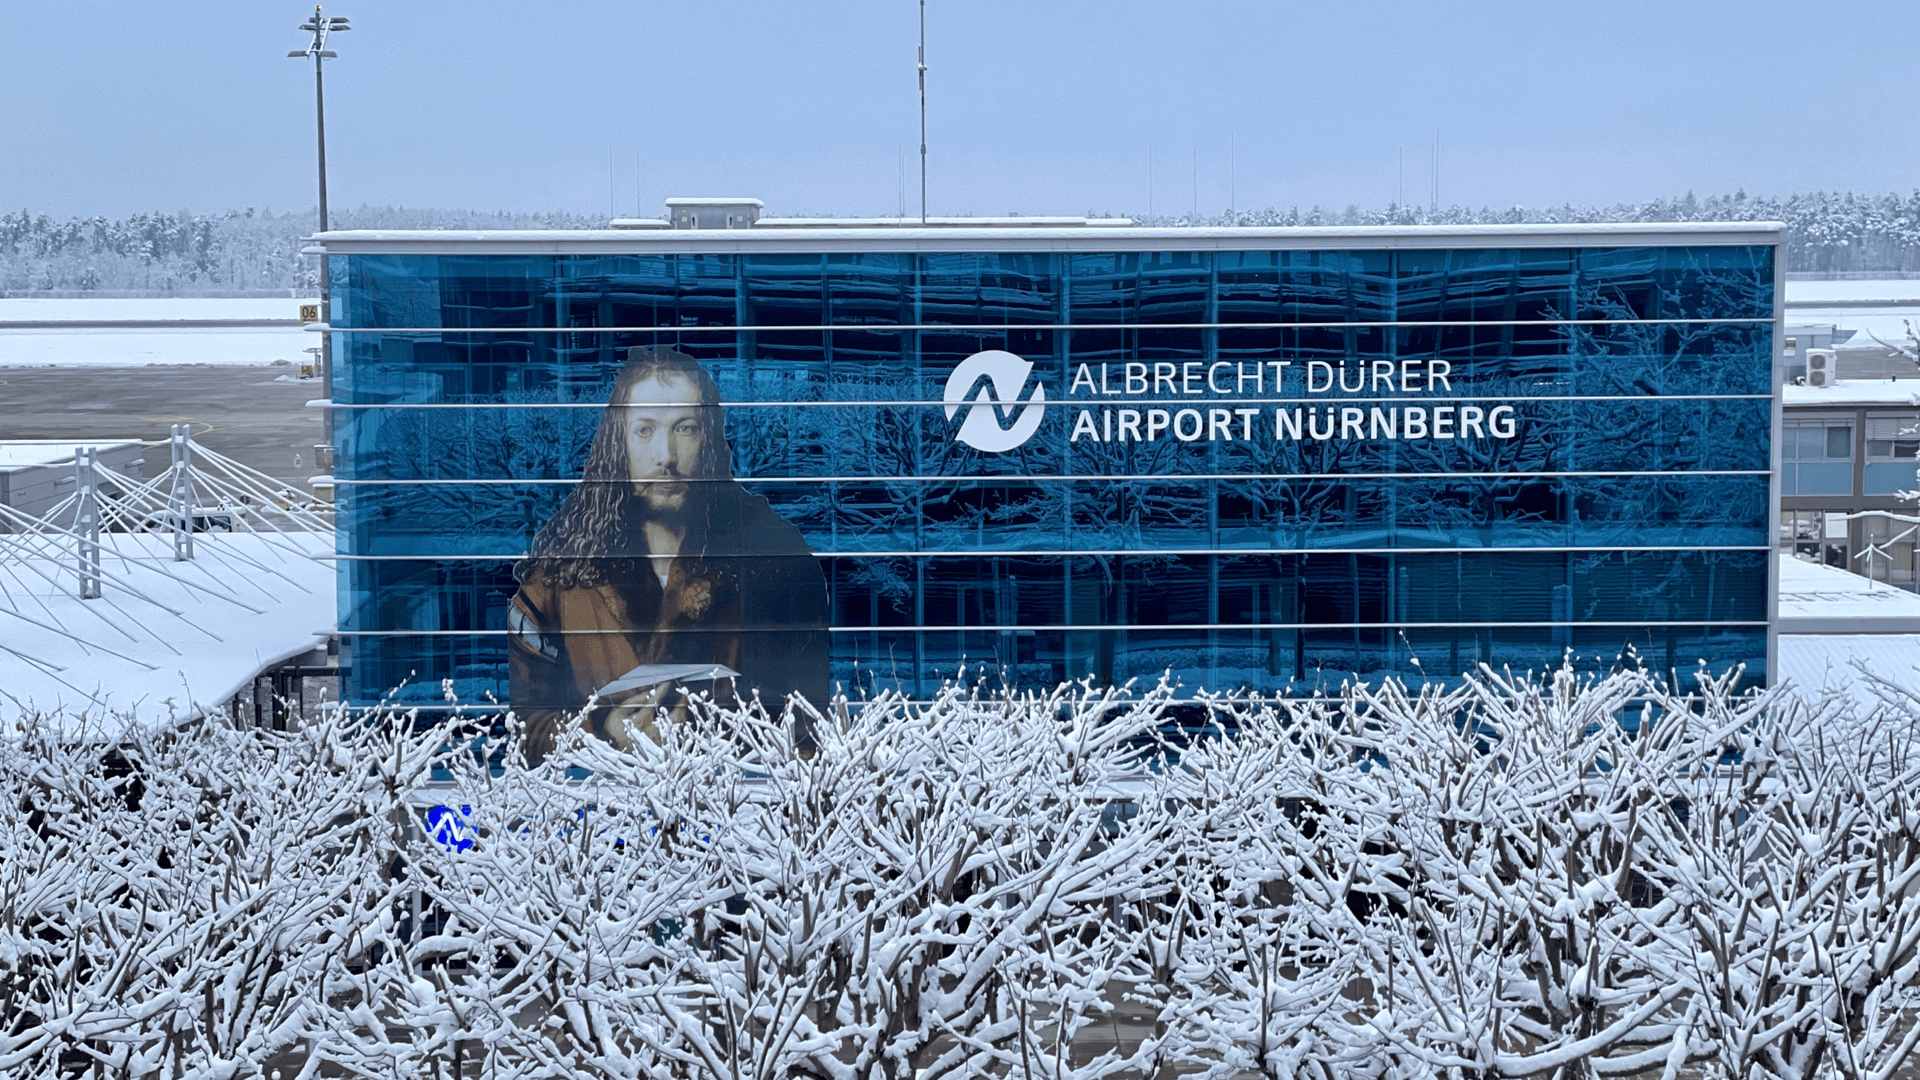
313 217 1782 719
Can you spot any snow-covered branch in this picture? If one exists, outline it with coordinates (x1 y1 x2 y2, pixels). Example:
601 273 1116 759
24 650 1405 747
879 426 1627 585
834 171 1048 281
4 664 1919 1078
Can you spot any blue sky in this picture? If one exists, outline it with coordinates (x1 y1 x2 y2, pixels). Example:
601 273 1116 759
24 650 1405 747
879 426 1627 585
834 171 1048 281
2 0 1915 219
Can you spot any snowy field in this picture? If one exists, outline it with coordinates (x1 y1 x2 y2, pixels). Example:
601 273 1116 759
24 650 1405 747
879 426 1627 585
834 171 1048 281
0 297 314 368
0 530 334 731
1786 277 1920 347
0 297 303 322
1786 279 1920 304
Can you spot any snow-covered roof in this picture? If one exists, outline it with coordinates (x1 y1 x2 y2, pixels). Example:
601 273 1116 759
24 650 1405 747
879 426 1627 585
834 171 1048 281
1776 634 1920 715
1774 553 1918 711
754 215 1134 229
0 532 334 734
1782 379 1920 408
308 220 1784 255
1777 553 1920 634
0 440 143 472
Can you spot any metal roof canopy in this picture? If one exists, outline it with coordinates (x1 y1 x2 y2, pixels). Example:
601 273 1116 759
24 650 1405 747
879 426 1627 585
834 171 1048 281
308 221 1785 257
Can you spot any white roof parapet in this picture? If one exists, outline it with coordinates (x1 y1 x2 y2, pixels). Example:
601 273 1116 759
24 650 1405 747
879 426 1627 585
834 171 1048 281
310 220 1786 256
663 197 766 207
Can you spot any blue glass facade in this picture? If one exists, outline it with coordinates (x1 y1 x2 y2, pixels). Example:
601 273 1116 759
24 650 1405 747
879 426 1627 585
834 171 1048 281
326 234 1778 707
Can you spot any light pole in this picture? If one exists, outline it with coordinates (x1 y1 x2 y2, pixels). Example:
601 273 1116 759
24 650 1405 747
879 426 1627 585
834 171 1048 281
290 6 347 472
917 0 927 225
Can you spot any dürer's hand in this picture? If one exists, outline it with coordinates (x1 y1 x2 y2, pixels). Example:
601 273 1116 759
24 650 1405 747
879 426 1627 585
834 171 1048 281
603 686 666 749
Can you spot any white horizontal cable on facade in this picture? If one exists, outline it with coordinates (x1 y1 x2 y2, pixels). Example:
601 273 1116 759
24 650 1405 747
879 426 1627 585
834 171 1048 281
332 620 1771 636
325 545 1776 561
319 317 1773 333
327 470 1773 485
321 393 1777 409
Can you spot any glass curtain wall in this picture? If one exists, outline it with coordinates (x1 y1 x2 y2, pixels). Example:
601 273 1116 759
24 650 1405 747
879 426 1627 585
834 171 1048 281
330 244 1775 706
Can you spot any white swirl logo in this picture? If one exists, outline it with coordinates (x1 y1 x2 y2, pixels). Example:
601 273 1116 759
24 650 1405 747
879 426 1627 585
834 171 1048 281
942 350 1047 453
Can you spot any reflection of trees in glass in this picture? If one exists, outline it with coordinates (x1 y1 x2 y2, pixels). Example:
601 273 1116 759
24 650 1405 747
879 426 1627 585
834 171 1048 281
1567 549 1766 679
1550 256 1774 655
1557 252 1773 396
361 388 605 546
1369 379 1558 546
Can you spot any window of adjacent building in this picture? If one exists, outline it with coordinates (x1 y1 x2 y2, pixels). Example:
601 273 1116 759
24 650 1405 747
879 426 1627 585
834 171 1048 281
1779 508 1848 568
1864 416 1919 495
1782 419 1854 496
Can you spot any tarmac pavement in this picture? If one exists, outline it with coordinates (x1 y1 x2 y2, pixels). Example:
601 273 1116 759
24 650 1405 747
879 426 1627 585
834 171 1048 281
0 364 323 488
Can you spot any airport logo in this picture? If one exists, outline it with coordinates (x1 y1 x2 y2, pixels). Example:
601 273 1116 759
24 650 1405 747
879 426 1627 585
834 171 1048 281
943 350 1047 453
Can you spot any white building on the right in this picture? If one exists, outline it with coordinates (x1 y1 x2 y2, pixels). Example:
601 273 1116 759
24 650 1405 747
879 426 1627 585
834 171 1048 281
1780 278 1919 591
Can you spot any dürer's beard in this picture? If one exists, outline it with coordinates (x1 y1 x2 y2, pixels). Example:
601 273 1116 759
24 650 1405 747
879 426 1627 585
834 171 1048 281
636 480 695 566
633 475 693 519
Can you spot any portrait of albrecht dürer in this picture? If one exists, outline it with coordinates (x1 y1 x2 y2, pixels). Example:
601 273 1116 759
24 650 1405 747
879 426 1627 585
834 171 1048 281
508 346 829 759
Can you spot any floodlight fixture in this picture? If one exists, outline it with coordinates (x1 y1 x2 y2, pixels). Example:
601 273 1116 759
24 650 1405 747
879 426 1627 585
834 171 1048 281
290 4 348 465
288 5 345 232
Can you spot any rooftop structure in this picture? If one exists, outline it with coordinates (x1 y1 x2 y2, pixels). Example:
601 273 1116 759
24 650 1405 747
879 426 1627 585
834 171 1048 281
609 196 1135 232
0 440 145 524
663 196 763 230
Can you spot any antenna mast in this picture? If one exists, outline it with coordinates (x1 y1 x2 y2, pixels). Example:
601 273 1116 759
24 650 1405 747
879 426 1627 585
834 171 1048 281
918 0 928 224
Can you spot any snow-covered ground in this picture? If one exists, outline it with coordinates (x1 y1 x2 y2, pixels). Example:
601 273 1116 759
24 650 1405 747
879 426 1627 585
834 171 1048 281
0 531 334 732
0 328 313 367
1785 279 1920 304
0 298 304 322
1786 277 1919 348
0 297 314 368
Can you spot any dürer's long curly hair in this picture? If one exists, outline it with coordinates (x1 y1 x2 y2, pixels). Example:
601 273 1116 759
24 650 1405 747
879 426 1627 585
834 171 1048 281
516 347 733 589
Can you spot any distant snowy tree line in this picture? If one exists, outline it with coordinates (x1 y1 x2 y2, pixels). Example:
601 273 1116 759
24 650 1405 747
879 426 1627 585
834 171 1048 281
4 665 1919 1079
0 206 602 296
1 190 1916 295
1126 189 1920 275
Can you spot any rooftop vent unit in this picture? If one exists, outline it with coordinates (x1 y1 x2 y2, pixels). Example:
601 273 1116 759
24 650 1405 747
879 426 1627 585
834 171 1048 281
665 197 764 230
1805 347 1837 388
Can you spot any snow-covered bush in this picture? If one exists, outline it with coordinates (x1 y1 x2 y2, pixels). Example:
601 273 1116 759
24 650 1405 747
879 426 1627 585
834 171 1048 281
0 711 412 1077
2 665 1917 1079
